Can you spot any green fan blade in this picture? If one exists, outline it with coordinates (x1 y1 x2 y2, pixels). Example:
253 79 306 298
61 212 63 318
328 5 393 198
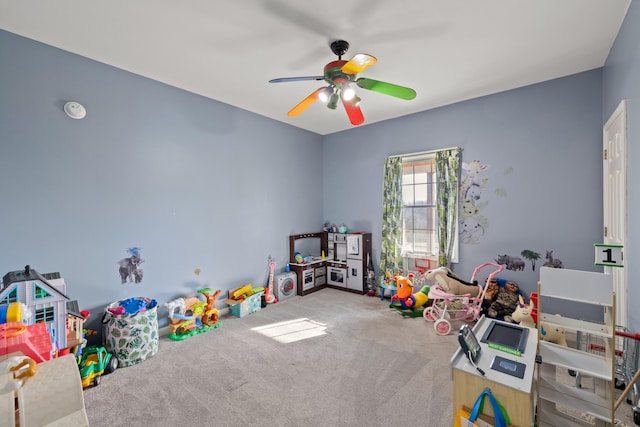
356 78 416 100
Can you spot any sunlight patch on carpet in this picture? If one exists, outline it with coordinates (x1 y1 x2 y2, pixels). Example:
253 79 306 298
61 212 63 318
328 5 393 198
251 318 327 343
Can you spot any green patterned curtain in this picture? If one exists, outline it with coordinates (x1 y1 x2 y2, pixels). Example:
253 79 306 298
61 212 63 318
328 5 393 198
436 148 461 267
380 156 403 278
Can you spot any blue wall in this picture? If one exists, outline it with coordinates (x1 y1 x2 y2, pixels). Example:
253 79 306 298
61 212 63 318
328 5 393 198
0 30 324 330
2 11 639 331
603 0 640 329
324 70 603 303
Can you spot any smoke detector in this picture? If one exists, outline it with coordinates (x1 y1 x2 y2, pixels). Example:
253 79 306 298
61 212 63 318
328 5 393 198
64 101 87 119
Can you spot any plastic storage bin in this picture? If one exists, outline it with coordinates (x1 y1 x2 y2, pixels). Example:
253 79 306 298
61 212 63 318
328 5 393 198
229 292 264 318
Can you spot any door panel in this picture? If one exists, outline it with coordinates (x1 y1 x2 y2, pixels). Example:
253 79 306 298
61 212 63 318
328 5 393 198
603 100 627 327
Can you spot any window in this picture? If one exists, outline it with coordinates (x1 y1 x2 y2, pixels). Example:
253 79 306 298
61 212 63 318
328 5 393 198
380 148 459 275
34 283 52 299
35 306 55 323
0 286 18 304
401 155 437 256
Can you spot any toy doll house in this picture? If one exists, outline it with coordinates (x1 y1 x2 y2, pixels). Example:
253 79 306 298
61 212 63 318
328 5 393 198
0 266 85 351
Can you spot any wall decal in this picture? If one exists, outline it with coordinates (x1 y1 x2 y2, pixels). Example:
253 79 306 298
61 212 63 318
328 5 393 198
520 249 542 271
460 199 478 219
542 250 564 268
494 166 513 197
460 160 489 192
495 254 525 271
117 247 144 284
459 160 491 245
494 249 564 273
460 215 488 244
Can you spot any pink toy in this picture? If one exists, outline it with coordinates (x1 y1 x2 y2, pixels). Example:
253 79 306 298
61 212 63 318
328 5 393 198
424 262 503 336
0 322 53 363
265 260 277 304
107 306 125 315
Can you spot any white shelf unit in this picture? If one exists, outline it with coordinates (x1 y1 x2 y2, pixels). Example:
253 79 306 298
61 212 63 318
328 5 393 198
537 267 615 427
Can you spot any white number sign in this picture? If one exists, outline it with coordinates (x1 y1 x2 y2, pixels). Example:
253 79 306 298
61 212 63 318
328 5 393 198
594 244 624 267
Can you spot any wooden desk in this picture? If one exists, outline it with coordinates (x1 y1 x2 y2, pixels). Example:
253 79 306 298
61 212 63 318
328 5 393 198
450 316 538 427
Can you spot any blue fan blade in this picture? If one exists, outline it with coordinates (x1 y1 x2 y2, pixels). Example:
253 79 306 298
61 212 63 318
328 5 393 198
269 76 324 83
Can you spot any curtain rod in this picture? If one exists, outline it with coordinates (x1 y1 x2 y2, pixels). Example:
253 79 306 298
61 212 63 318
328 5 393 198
387 146 462 159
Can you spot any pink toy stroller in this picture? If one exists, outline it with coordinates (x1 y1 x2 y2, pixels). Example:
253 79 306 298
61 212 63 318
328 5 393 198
423 261 504 336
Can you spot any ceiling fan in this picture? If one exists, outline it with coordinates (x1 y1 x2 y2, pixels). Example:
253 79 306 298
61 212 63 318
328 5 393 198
269 40 417 126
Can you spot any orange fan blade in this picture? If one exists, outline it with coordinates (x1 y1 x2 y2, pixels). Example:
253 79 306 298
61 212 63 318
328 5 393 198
341 97 364 126
287 87 325 117
341 54 377 75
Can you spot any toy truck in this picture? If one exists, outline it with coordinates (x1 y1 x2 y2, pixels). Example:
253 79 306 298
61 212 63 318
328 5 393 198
79 346 118 388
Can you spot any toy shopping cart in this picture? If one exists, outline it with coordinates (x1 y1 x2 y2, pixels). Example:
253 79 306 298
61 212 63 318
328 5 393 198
423 261 504 336
576 326 640 410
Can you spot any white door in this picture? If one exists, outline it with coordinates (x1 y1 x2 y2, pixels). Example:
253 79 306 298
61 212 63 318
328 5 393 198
603 100 627 327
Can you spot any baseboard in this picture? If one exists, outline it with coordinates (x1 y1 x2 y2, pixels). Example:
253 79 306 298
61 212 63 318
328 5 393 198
159 306 231 337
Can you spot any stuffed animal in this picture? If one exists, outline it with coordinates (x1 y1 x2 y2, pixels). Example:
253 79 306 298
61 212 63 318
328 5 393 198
540 321 568 346
391 275 430 309
487 281 520 322
512 296 567 346
481 279 500 315
425 267 481 297
512 295 536 328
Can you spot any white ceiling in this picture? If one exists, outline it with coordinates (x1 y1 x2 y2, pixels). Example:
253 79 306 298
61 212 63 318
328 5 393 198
0 0 631 135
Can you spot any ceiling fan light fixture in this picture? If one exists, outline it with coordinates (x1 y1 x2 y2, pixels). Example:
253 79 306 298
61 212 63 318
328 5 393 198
350 95 362 107
341 83 356 101
318 86 334 103
327 93 339 110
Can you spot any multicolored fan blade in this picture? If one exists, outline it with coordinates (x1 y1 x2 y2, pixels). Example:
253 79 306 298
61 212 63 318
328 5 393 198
341 97 365 126
287 87 325 117
356 78 417 100
269 76 324 83
341 54 377 75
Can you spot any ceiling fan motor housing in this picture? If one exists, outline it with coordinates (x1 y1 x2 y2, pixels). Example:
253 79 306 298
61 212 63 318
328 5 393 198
330 40 350 58
323 60 354 95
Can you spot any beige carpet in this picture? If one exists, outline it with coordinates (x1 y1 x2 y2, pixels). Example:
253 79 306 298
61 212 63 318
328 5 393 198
83 288 459 427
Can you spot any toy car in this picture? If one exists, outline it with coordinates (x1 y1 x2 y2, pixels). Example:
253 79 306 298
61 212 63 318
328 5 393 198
79 345 118 388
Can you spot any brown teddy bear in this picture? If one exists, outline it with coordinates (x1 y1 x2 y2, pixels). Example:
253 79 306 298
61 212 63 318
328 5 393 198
481 279 500 315
487 281 520 323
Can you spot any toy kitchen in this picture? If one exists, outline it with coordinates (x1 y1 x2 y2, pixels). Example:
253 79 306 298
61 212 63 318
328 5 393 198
288 231 372 296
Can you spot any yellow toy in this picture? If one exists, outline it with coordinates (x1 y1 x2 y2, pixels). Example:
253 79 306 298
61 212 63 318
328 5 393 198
232 284 253 300
164 287 222 341
391 275 430 310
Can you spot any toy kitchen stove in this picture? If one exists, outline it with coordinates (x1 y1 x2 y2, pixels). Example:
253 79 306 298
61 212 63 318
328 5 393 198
288 231 371 296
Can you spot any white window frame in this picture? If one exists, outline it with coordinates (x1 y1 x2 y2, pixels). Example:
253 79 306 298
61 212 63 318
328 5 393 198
400 151 459 268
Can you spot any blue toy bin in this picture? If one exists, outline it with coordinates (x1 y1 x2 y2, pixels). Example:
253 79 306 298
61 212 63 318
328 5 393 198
102 297 159 367
229 291 264 318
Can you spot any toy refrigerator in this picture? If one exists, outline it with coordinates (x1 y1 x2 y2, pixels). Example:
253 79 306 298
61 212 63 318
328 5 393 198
346 233 371 293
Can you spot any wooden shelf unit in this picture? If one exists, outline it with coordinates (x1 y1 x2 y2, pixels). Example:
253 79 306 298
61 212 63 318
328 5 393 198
536 267 616 427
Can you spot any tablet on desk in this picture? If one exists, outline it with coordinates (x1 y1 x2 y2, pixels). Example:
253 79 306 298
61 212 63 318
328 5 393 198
480 320 528 356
